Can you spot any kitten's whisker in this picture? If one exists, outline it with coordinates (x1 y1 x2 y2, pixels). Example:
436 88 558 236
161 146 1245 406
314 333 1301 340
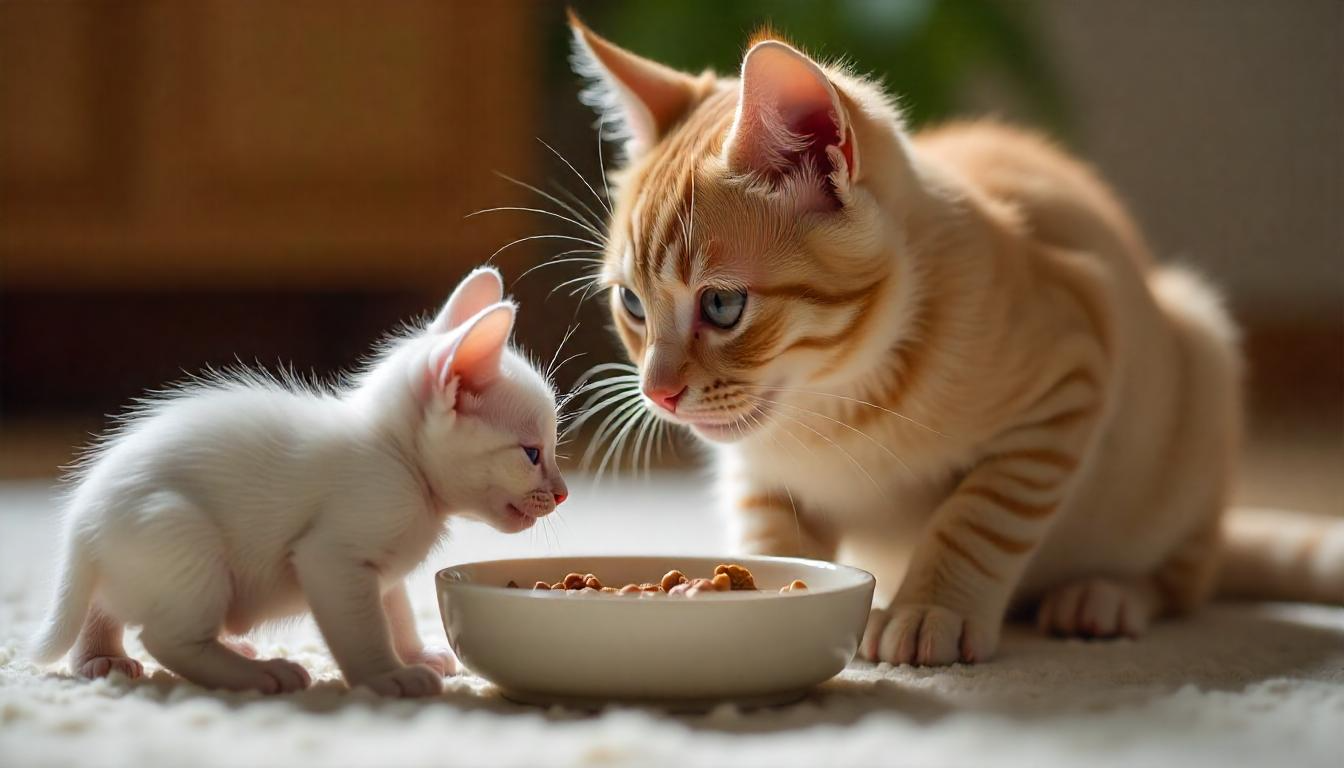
545 323 581 384
537 137 612 217
741 384 948 438
745 394 915 478
494 171 607 239
552 272 603 299
466 206 606 244
595 113 614 212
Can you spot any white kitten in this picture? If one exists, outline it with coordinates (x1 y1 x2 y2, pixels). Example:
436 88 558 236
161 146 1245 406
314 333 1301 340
31 267 567 698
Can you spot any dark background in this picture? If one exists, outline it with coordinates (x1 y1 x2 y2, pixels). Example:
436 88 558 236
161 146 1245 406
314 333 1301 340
1 1 1339 514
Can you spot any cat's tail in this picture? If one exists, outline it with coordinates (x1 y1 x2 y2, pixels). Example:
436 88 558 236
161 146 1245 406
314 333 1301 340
29 531 97 663
1217 508 1344 605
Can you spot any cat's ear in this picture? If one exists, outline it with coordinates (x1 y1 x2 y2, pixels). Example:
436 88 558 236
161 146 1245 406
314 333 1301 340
723 38 857 210
568 10 705 156
429 302 516 397
430 267 504 334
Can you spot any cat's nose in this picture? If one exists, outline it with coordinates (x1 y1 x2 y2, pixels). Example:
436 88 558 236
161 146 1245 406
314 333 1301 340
553 490 568 505
551 478 568 506
645 384 686 413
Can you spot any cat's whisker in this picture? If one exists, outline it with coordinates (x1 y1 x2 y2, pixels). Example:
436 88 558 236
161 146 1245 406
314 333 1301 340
564 387 640 441
741 384 948 438
593 401 648 485
744 393 915 478
544 323 581 383
516 254 606 285
579 393 645 469
465 206 606 245
488 233 605 264
742 407 807 553
552 271 604 300
595 112 614 211
746 401 883 494
494 171 608 239
537 137 612 218
550 181 609 239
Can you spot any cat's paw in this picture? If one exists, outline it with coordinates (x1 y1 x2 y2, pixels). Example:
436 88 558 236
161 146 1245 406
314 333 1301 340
401 644 457 677
860 604 997 666
1037 578 1154 638
222 638 258 659
77 654 143 680
358 664 443 698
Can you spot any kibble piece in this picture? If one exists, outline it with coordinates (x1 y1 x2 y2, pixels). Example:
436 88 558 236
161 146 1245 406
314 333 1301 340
505 580 520 589
584 575 603 589
779 579 809 593
618 584 642 595
667 582 692 596
563 572 586 590
713 563 757 590
600 586 619 594
638 582 663 593
550 582 566 590
533 581 550 590
711 573 732 591
660 570 688 592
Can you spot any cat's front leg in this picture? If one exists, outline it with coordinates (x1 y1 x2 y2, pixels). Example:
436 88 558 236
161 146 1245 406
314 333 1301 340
293 546 442 698
383 580 456 677
730 489 837 560
864 368 1103 666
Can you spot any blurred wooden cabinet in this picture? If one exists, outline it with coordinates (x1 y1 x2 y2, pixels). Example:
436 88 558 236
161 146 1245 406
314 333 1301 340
0 0 540 289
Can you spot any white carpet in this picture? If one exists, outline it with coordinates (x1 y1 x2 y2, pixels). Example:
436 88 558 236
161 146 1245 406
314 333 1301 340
1 477 1341 768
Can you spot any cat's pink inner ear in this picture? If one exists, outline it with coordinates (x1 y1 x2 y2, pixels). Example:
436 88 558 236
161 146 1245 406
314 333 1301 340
430 267 504 334
444 302 516 392
725 41 855 204
569 11 703 154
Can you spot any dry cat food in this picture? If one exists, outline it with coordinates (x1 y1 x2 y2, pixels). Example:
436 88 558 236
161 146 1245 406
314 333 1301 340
502 564 808 596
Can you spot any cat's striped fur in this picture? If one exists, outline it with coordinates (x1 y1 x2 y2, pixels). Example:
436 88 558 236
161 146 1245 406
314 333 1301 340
569 15 1343 665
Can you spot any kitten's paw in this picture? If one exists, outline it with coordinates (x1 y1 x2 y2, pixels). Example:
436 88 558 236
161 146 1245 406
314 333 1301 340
359 665 443 698
77 655 143 680
402 644 457 677
861 604 996 666
254 658 312 693
1037 578 1152 638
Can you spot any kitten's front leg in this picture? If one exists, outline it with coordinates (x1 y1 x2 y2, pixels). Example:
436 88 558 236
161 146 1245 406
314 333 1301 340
383 580 456 677
864 369 1103 666
293 546 442 698
731 490 836 560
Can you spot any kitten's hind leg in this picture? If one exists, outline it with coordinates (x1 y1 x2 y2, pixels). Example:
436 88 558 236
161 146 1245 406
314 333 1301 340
72 605 143 680
135 551 309 693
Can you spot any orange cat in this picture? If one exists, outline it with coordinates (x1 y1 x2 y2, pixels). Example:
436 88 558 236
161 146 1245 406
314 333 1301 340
567 15 1343 665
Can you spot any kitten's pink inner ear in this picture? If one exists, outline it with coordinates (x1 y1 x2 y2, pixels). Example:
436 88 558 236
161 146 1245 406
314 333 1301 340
430 267 504 334
725 41 855 199
442 303 516 391
568 11 703 153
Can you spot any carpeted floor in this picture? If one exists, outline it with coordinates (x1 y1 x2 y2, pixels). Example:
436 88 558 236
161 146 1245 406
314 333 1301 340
1 477 1341 768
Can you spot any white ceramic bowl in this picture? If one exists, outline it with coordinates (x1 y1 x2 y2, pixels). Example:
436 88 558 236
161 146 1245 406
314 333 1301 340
436 555 875 706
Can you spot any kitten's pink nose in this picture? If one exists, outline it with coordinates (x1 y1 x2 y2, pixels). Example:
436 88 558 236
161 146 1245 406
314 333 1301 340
553 490 567 505
645 384 686 414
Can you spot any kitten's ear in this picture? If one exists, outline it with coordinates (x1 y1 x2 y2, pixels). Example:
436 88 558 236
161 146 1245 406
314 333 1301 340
430 302 516 396
723 38 857 210
430 267 504 334
568 10 706 156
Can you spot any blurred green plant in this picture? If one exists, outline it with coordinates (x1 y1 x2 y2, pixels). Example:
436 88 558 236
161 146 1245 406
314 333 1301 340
557 0 1068 136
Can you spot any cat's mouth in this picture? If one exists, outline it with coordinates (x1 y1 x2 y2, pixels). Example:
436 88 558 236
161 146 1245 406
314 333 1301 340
500 503 539 532
680 402 773 443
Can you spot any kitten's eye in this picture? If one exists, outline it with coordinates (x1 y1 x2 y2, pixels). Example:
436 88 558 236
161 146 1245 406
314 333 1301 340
618 286 645 321
700 289 747 329
522 446 540 465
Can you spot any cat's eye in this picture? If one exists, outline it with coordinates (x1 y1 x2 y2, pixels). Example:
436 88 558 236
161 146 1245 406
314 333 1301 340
700 289 747 329
618 286 645 321
523 446 540 465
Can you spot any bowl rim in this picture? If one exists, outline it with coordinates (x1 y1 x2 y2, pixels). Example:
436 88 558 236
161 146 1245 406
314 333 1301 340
435 553 876 601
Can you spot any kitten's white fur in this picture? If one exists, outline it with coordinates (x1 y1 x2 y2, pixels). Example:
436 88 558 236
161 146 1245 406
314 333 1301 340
31 268 567 697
